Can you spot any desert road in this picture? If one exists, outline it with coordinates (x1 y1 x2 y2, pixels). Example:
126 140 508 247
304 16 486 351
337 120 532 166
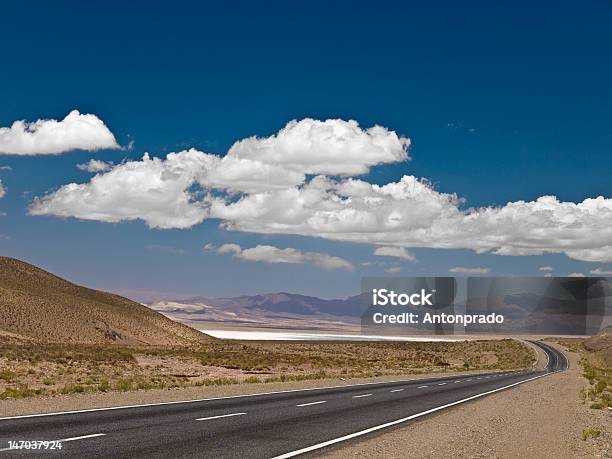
0 341 568 458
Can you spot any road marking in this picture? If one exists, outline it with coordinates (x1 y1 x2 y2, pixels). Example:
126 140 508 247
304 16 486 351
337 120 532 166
196 412 246 421
390 389 404 393
0 433 105 452
417 385 428 389
437 383 447 386
454 380 461 383
352 394 372 398
296 401 326 407
270 372 554 459
0 372 502 421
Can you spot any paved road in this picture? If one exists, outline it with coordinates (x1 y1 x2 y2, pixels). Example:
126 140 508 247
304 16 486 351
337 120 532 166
0 341 568 458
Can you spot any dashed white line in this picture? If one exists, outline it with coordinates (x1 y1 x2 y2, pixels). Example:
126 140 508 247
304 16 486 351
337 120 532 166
352 394 373 398
196 412 247 421
296 401 327 407
0 433 106 452
417 385 429 389
454 380 461 383
0 371 506 422
390 389 404 393
437 383 447 386
270 372 553 459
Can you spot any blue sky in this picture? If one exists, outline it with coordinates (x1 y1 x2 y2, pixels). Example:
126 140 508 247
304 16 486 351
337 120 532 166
0 1 611 299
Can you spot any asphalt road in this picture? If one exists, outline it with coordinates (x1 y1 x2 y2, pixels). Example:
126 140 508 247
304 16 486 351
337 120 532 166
0 341 568 458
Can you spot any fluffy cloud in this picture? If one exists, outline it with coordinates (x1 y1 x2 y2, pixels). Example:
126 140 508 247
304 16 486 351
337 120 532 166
590 268 612 276
227 118 410 176
205 243 354 271
539 266 553 272
77 159 114 173
27 118 612 263
567 272 585 277
30 152 209 229
373 246 416 261
0 180 5 198
449 267 490 274
0 110 119 155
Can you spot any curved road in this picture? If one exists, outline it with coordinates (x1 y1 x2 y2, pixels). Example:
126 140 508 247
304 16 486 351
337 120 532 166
0 341 568 458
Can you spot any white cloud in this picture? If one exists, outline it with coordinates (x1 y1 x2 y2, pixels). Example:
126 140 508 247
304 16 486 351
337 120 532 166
205 242 354 271
567 272 585 277
590 268 612 276
27 118 612 264
227 118 410 176
449 267 490 274
539 266 553 272
373 246 416 261
0 110 119 155
0 180 5 198
30 152 209 229
77 159 114 173
544 273 553 278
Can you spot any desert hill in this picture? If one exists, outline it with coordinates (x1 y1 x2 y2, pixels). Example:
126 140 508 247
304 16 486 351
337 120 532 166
0 257 213 346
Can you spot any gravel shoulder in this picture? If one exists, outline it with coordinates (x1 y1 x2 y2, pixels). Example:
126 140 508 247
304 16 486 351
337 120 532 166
322 342 611 459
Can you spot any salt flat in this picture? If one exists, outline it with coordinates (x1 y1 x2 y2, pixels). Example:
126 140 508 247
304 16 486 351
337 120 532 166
200 329 461 342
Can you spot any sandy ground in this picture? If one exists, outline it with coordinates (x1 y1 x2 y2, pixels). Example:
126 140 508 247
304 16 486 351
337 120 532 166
322 342 611 459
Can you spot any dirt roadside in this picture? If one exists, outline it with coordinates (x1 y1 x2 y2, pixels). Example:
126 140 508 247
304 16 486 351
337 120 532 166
322 342 610 459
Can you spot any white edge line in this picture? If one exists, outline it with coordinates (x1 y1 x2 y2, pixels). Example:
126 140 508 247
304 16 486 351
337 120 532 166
0 372 504 421
196 412 246 421
270 372 552 459
0 433 105 452
296 401 327 407
59 433 106 442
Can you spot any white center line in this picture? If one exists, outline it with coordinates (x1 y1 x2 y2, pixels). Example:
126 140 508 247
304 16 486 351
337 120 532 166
390 389 404 393
352 394 373 398
437 383 447 386
417 385 429 389
454 380 461 383
296 400 327 407
270 372 555 459
0 433 106 452
196 412 247 421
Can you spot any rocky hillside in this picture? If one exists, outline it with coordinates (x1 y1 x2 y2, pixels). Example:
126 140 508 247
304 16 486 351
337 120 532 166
0 257 213 346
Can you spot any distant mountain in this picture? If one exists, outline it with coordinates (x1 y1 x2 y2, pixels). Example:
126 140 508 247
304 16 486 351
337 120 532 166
158 292 361 317
147 292 364 331
0 257 214 345
178 292 364 317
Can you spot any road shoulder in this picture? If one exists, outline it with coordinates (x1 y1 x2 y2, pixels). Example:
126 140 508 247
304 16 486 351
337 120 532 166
322 342 610 459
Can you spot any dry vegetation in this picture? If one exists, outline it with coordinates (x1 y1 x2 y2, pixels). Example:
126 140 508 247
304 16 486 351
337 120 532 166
0 339 533 400
557 335 612 410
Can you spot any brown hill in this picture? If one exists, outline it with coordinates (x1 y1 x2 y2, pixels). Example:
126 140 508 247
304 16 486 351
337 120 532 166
0 257 213 346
